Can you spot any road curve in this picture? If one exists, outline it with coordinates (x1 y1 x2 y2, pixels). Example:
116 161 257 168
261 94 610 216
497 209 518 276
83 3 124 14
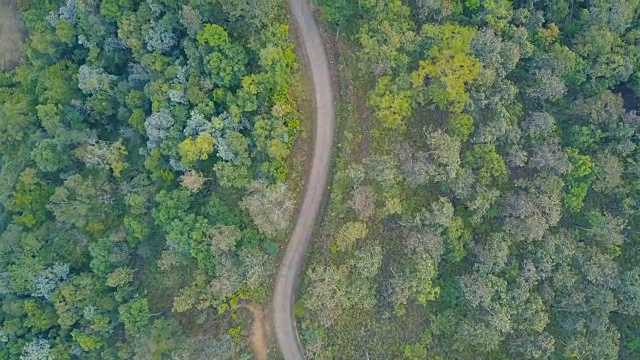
273 0 335 359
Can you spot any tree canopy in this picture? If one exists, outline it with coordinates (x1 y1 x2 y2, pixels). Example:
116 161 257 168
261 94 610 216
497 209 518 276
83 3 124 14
0 0 299 357
300 1 640 359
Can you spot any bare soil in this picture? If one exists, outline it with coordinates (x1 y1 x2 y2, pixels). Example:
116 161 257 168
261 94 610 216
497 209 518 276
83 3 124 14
239 303 269 360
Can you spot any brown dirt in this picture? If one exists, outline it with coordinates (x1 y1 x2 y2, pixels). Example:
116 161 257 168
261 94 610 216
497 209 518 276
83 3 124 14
239 303 269 360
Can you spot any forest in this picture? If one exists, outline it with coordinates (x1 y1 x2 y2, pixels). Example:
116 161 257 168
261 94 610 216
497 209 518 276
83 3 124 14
299 0 640 359
3 0 640 359
0 0 301 358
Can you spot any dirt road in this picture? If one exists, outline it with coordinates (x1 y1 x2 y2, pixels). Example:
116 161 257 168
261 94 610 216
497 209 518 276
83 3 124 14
273 0 335 359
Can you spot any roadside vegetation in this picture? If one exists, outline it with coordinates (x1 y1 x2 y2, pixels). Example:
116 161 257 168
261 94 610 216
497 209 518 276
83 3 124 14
299 1 640 359
0 1 302 358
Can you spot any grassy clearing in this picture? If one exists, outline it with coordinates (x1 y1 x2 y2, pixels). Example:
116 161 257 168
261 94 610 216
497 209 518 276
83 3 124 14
0 0 23 70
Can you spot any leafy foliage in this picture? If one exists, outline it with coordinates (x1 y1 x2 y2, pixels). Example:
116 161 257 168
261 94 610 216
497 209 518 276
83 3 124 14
0 0 300 357
301 1 640 359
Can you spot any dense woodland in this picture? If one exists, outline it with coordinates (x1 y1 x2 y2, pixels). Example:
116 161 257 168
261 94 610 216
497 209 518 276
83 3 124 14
0 0 300 358
300 0 640 359
3 0 640 359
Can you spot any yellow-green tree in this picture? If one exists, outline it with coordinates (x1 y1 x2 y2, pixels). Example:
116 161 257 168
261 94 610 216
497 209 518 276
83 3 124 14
332 221 368 253
179 133 215 166
368 76 413 130
411 23 481 113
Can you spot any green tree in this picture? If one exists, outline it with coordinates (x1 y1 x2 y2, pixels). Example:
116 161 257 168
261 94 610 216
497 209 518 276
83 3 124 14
47 175 113 231
118 298 150 335
463 144 507 186
23 299 58 333
331 221 368 253
72 330 105 352
7 169 52 228
106 267 134 288
197 24 229 47
178 133 214 166
368 76 413 130
411 23 481 113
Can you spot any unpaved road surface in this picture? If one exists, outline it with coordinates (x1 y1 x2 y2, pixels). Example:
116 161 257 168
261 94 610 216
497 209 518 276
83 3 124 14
273 0 335 359
0 0 24 70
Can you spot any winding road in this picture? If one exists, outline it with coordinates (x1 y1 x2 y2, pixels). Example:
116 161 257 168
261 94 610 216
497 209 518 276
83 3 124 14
273 0 335 359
